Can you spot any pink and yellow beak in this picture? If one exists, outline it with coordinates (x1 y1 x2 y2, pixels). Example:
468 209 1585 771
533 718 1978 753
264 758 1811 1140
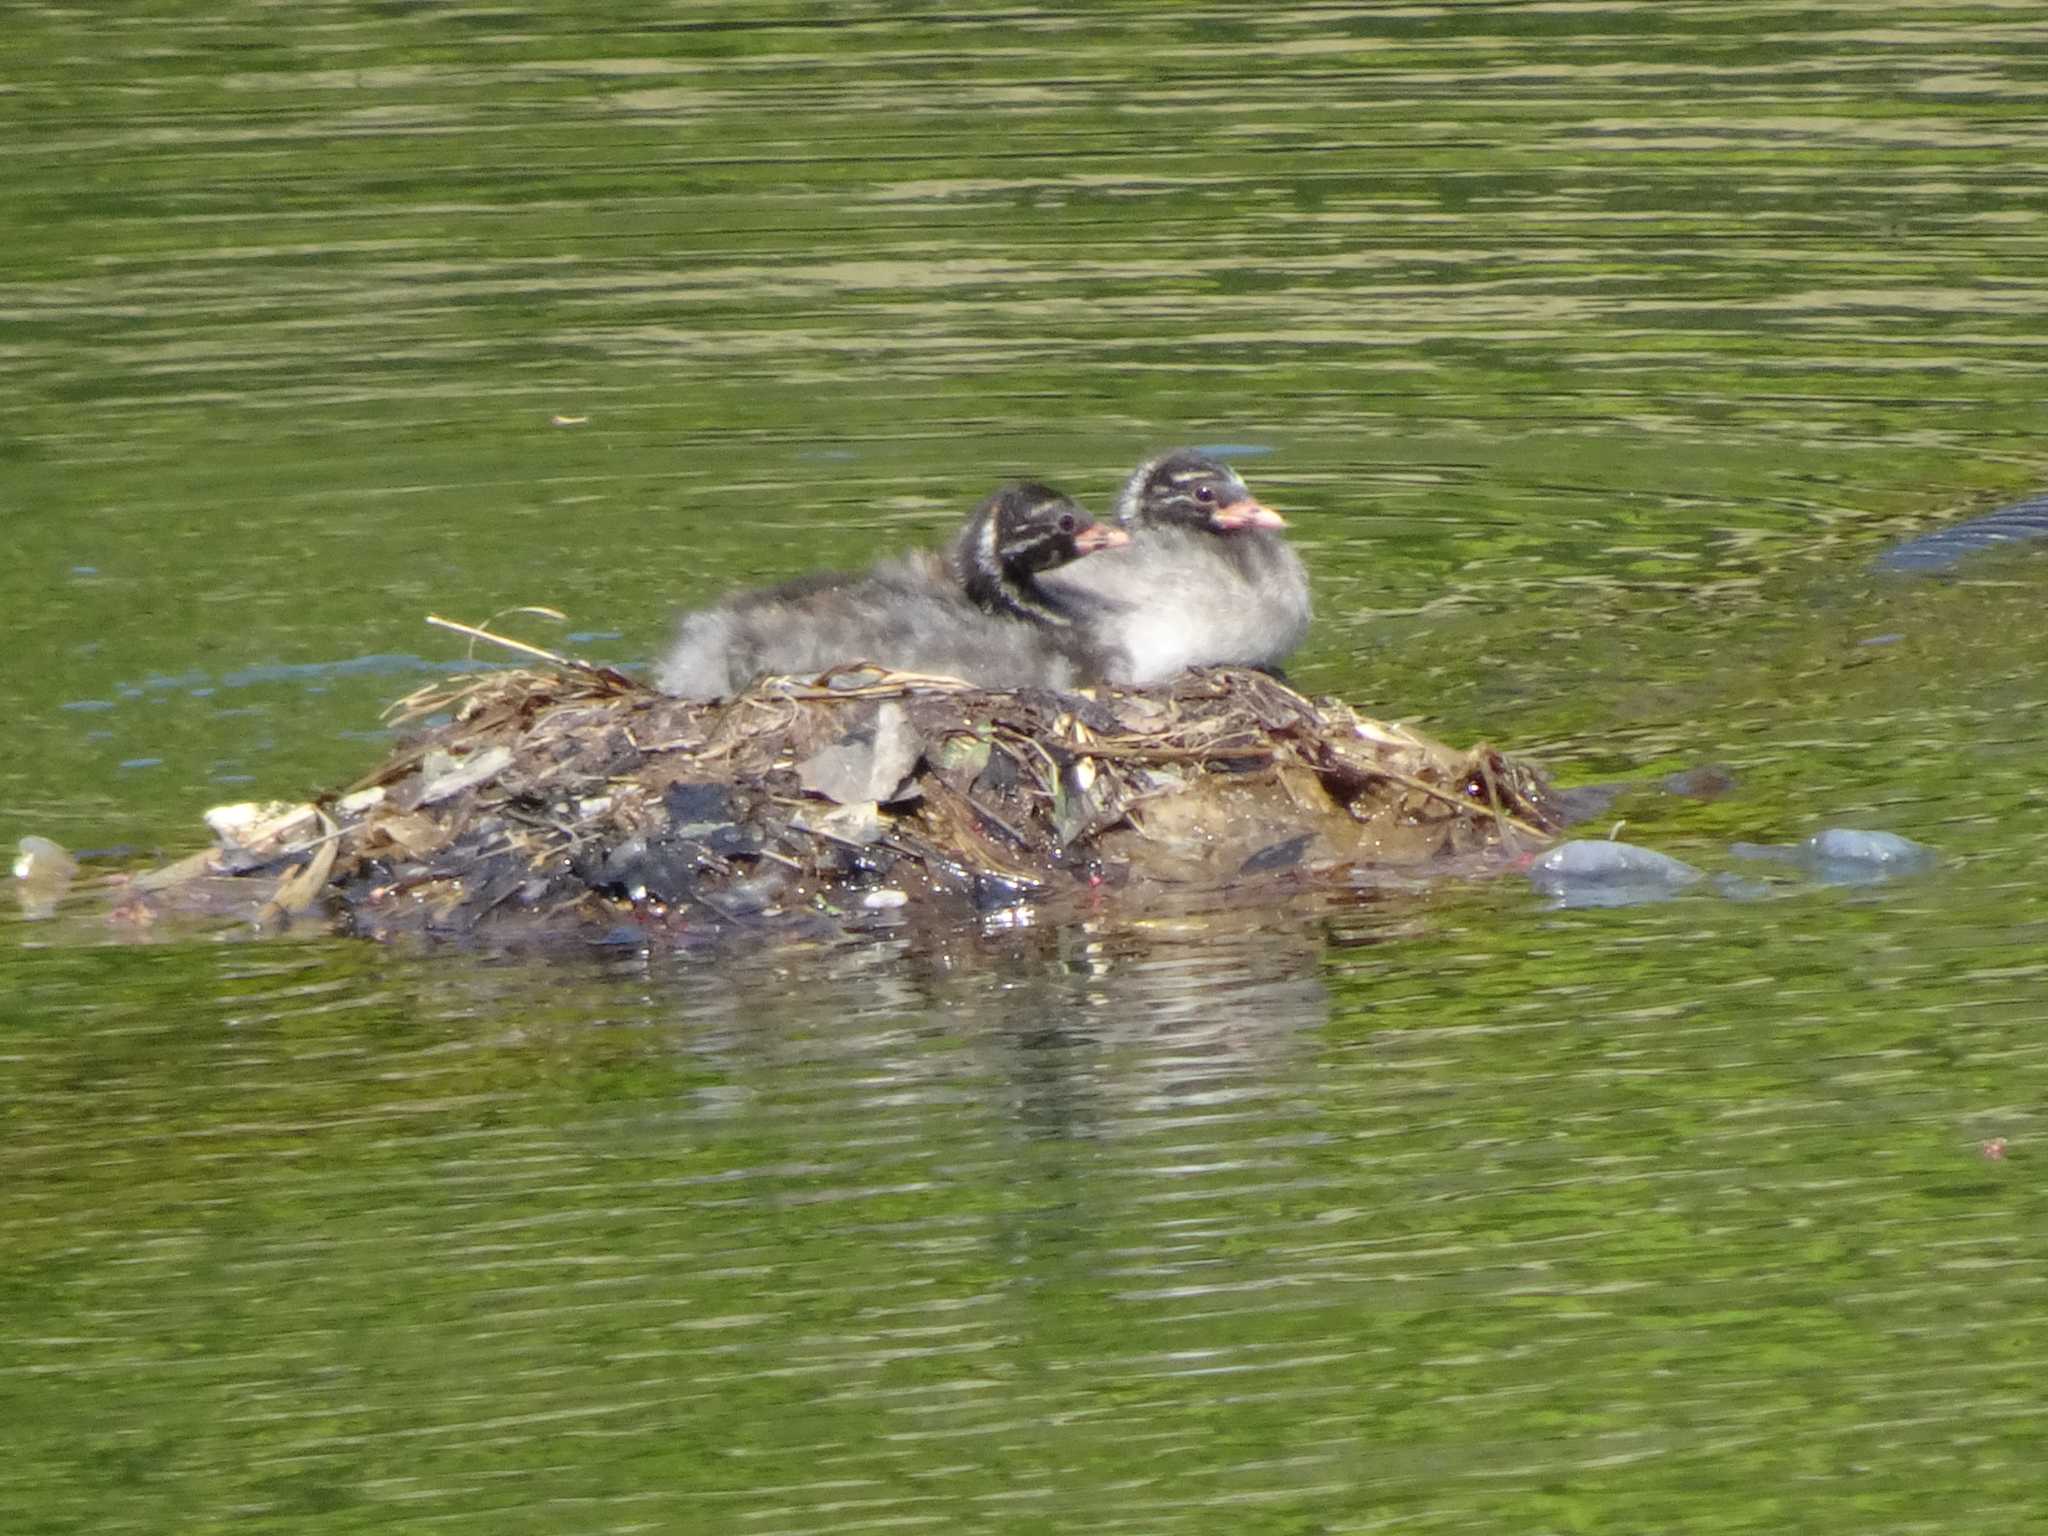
1073 523 1133 555
1211 498 1286 532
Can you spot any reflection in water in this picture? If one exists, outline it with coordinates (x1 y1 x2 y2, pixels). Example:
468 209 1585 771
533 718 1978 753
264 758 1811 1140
620 906 1337 1130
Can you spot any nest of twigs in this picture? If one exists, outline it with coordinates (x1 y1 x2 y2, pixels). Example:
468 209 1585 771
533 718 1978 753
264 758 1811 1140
109 647 1564 944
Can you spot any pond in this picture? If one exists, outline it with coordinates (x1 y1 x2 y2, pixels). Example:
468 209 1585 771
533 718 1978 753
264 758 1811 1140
5 4 2046 1530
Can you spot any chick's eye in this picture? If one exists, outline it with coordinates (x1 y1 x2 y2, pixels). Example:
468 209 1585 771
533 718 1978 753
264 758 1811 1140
1194 484 1215 504
1057 513 1076 533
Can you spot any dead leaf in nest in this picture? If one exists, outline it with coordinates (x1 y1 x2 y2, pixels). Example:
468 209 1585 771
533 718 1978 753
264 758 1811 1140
1112 694 1172 733
791 800 885 847
131 847 226 894
1275 763 1342 819
258 809 340 928
205 800 331 876
909 780 1043 879
417 745 515 806
369 812 447 860
798 702 921 805
1052 755 1121 847
929 729 993 792
336 786 386 816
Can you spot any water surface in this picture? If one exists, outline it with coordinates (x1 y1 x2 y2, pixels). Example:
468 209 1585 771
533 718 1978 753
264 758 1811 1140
5 3 2046 1530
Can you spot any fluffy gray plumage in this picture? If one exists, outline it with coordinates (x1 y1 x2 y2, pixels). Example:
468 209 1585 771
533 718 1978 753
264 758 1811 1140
653 484 1118 698
1035 449 1312 684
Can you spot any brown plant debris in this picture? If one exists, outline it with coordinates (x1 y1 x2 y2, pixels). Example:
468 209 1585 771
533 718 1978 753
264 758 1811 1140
108 661 1566 944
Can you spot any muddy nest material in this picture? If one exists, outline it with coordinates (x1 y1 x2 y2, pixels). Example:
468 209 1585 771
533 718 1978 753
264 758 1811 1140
118 663 1565 942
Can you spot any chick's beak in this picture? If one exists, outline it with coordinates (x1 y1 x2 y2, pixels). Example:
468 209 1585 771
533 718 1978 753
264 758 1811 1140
1211 498 1286 532
1073 523 1133 555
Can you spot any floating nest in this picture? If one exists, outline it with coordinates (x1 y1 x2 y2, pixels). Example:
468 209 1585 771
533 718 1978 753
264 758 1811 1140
92 655 1565 945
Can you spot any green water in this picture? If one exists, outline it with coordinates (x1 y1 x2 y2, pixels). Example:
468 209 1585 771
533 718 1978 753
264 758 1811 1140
5 3 2047 1530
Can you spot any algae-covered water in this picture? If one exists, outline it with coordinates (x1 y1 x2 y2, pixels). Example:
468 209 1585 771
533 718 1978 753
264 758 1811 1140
5 4 2047 1530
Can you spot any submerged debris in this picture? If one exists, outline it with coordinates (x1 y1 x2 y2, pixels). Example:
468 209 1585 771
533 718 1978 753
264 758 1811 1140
13 837 80 920
1875 489 2048 574
1732 828 1937 886
84 661 1567 944
1529 838 1706 909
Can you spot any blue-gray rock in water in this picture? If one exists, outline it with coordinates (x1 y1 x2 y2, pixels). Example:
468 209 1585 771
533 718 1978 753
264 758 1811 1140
1529 839 1705 908
1874 491 2048 574
1732 828 1936 886
1802 828 1936 882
